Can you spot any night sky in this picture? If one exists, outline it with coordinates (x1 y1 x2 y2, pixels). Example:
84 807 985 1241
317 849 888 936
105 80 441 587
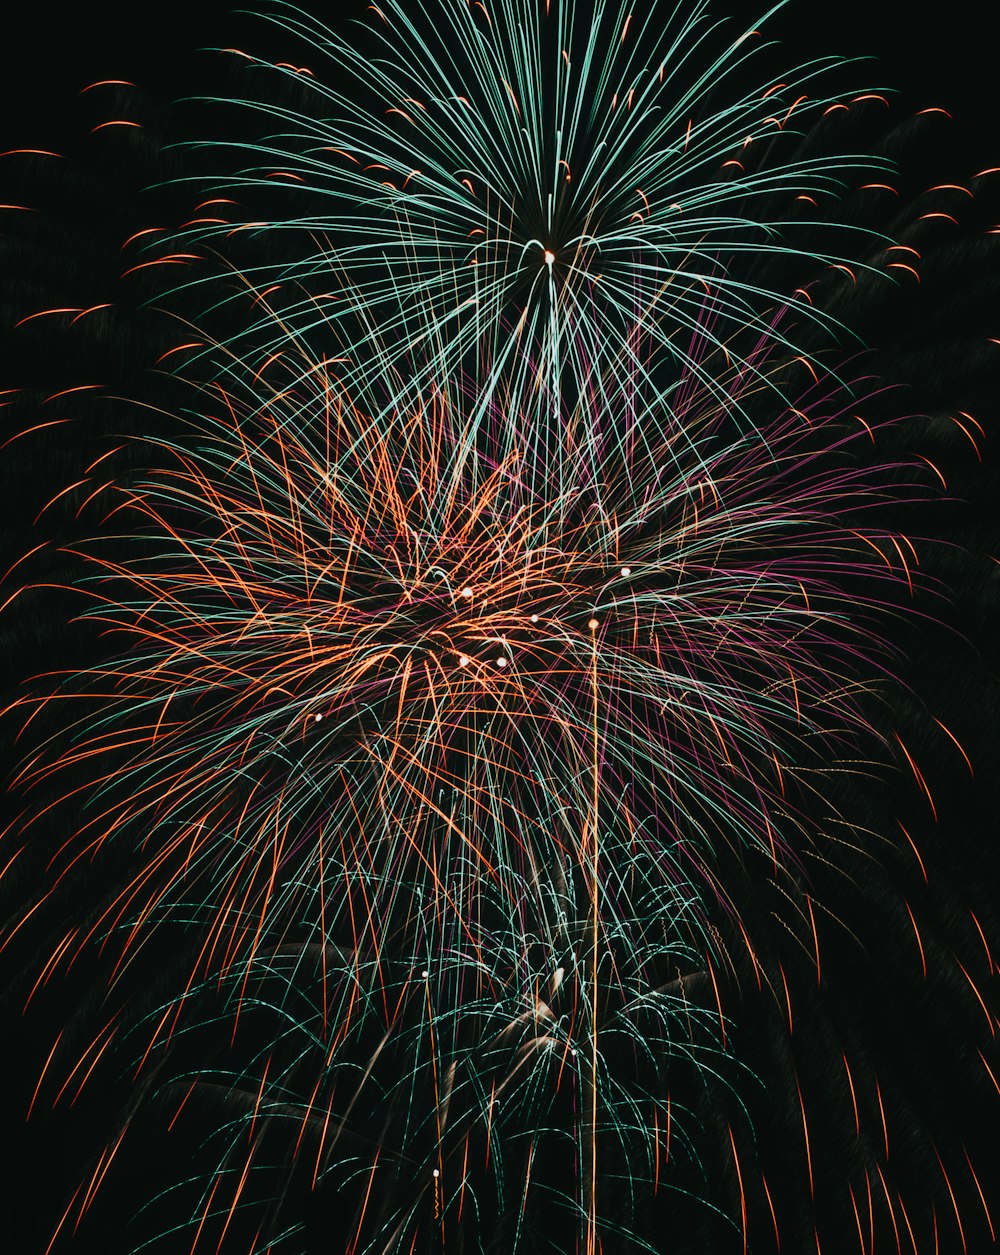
3 2 1000 1253
2 1 998 151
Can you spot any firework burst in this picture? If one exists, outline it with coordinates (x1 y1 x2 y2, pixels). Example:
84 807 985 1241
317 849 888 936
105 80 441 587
179 0 898 426
7 303 932 1251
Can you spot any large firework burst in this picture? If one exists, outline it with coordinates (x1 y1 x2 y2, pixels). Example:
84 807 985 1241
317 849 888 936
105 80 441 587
8 304 927 1246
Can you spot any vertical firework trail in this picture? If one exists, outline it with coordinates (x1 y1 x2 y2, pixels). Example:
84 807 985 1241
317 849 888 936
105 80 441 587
3 2 1000 1253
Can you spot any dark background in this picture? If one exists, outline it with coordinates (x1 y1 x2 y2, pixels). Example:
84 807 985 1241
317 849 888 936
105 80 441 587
1 0 997 154
2 2 999 1253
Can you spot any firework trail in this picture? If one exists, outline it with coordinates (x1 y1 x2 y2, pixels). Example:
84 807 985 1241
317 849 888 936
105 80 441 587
2 2 1000 1254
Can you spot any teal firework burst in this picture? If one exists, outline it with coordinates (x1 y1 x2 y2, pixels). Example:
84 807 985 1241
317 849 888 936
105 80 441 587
181 0 892 423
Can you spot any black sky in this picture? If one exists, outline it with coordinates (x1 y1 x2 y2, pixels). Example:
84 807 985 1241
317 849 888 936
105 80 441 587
3 2 1000 1253
2 0 997 155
